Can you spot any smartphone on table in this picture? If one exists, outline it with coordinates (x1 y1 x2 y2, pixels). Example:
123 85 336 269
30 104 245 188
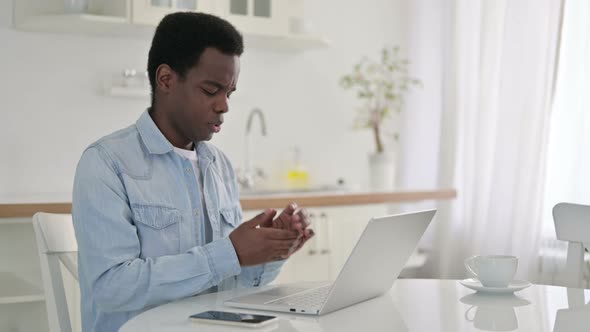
189 310 278 328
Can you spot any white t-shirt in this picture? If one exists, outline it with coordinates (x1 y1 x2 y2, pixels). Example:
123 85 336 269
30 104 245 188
173 145 211 242
173 146 201 191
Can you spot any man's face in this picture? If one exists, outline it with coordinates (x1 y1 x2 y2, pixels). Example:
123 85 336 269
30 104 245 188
169 47 240 142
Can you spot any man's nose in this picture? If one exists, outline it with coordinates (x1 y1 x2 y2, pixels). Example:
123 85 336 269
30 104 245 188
214 96 229 113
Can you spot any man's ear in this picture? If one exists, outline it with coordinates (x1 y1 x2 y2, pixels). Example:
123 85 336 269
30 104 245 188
155 64 176 95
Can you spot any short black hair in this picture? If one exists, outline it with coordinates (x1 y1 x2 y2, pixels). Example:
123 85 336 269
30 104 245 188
147 12 244 105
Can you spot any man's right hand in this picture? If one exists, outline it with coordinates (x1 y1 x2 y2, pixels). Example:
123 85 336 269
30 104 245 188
229 209 300 266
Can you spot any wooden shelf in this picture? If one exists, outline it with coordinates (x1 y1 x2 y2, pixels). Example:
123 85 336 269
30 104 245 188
0 203 72 219
240 189 457 209
0 272 44 305
0 189 457 218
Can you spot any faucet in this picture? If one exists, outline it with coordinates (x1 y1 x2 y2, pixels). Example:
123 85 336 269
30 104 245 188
237 108 267 190
245 107 267 136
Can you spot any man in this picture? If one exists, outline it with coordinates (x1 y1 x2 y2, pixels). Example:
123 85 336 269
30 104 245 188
72 12 313 332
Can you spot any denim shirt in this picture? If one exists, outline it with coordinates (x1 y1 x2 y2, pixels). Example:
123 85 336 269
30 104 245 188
72 110 283 332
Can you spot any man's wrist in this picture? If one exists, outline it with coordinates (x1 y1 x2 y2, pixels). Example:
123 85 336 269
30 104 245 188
202 238 241 283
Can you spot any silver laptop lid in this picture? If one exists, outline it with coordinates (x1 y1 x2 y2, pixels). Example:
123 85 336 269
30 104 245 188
319 209 436 315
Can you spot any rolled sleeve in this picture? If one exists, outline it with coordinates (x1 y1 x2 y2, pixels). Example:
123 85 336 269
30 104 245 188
238 259 286 287
202 237 241 285
260 260 286 285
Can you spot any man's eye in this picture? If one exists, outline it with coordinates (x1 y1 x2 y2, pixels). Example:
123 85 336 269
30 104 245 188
202 88 217 96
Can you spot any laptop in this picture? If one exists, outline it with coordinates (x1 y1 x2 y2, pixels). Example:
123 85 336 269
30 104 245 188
225 209 436 315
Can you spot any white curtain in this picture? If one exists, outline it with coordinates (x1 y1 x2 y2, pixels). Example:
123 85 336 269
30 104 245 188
538 0 590 288
428 0 564 282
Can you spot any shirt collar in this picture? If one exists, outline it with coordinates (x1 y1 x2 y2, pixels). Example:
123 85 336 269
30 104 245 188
136 109 216 162
196 141 216 163
136 109 174 155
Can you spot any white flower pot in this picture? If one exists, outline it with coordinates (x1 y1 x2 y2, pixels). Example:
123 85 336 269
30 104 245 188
368 152 395 191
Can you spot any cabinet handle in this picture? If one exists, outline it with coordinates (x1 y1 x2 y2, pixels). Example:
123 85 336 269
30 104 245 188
307 213 318 255
319 212 331 255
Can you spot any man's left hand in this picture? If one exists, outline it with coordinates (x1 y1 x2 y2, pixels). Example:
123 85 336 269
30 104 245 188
260 203 314 258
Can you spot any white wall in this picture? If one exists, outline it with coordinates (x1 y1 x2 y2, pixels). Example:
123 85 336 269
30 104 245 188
0 0 422 198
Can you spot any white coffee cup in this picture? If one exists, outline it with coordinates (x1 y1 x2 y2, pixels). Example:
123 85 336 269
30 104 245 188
464 255 518 288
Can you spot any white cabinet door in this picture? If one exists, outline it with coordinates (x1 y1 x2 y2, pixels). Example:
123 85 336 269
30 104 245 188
131 0 216 25
218 0 289 36
273 249 330 285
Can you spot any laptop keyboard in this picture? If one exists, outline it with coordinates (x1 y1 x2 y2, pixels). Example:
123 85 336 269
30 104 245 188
252 287 308 298
267 285 332 308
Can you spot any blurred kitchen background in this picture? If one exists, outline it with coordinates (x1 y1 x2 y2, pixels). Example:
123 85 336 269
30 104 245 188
1 0 589 331
0 0 444 196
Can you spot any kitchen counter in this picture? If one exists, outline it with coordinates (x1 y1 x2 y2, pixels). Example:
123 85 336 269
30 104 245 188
0 189 456 218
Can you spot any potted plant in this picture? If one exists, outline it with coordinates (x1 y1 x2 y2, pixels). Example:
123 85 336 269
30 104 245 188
340 46 420 190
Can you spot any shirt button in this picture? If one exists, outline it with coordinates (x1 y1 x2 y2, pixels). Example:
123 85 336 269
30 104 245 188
185 167 191 172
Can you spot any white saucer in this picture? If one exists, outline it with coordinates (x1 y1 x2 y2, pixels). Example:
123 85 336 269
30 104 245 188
460 278 532 294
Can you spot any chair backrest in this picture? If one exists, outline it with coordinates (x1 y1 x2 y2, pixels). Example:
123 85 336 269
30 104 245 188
552 203 590 289
33 212 79 332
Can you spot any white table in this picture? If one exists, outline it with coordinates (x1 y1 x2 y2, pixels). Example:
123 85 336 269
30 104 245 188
120 279 590 332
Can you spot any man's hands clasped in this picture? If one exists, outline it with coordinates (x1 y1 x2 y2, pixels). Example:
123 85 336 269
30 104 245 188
229 203 314 266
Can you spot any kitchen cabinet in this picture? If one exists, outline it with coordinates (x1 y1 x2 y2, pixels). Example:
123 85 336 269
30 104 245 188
131 0 216 25
133 0 289 37
218 0 289 37
13 0 329 52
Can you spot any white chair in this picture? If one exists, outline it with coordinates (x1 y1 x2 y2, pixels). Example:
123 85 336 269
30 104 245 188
553 287 590 331
33 212 79 332
552 203 590 288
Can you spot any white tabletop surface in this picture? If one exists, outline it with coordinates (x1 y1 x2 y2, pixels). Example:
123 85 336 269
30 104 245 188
120 279 590 332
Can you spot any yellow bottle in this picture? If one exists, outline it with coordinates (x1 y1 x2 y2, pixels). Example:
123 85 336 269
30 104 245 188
286 147 309 190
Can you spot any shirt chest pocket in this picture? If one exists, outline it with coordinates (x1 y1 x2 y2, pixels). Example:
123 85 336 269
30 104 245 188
219 206 241 238
132 204 181 258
